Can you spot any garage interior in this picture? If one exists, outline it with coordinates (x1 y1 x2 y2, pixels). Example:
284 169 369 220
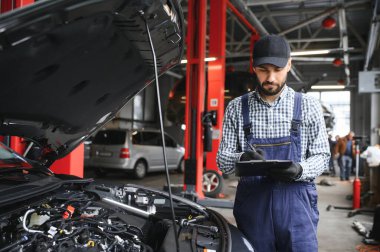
1 0 380 251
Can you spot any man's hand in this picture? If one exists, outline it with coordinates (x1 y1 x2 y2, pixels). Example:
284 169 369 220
269 162 303 182
240 150 265 161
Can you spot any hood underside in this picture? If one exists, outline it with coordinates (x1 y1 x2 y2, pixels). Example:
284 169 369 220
0 0 184 165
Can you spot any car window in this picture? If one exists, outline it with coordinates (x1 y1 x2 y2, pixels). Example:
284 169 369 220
131 131 142 144
93 131 126 145
141 132 160 146
165 135 177 148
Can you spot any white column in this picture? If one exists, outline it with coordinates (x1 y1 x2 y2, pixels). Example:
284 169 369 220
370 93 380 145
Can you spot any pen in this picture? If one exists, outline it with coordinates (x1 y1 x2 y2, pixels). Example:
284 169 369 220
245 140 257 153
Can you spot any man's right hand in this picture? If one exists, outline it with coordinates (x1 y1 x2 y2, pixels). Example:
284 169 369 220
240 150 265 161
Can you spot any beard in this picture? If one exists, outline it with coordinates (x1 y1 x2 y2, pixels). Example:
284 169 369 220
257 80 286 96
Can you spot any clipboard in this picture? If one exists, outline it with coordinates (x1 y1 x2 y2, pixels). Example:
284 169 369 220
235 160 292 177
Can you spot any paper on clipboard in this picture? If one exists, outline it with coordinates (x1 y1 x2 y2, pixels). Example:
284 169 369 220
235 160 292 177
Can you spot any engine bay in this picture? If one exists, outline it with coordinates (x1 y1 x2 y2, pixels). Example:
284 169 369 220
0 183 228 252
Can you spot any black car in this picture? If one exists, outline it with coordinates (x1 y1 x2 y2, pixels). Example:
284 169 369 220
0 1 253 251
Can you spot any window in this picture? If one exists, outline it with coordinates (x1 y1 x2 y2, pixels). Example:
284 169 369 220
131 131 142 144
308 91 350 137
141 132 160 146
93 130 126 145
165 135 176 148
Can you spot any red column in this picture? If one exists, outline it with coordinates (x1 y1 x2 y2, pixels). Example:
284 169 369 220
1 0 34 13
184 0 207 198
10 136 25 155
205 0 227 172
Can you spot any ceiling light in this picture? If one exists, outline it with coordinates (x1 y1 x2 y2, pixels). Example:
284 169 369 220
291 50 331 56
311 85 345 90
180 57 218 64
205 57 217 62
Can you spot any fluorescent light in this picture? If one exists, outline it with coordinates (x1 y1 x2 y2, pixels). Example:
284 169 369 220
291 50 331 56
205 57 217 62
311 85 345 90
180 57 218 64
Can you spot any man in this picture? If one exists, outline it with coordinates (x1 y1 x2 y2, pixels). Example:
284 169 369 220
216 35 330 251
335 131 355 181
328 134 337 176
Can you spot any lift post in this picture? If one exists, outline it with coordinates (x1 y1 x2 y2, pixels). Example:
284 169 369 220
184 0 207 198
205 0 227 172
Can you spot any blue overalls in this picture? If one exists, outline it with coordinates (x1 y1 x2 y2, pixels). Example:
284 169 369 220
233 92 319 252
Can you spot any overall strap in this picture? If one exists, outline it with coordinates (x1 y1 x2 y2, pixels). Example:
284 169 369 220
291 92 302 132
241 94 253 150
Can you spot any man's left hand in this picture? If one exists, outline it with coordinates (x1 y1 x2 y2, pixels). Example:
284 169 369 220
269 162 303 182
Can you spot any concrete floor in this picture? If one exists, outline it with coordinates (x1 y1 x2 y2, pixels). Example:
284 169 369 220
85 168 375 252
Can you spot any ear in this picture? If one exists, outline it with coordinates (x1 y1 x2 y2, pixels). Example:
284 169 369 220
286 58 292 72
252 66 257 74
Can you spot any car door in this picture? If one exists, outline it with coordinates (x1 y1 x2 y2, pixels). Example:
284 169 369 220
140 132 163 171
163 134 180 169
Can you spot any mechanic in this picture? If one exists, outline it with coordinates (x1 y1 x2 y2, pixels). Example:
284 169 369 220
216 34 330 251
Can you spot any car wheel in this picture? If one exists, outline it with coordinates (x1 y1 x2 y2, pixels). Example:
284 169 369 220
133 160 147 179
203 170 223 198
177 158 185 173
94 168 107 177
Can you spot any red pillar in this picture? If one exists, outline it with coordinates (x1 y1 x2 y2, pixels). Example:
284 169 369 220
0 0 34 13
184 0 207 198
205 0 227 172
10 136 25 155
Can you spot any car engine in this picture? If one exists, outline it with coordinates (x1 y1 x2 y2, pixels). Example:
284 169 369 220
0 183 227 252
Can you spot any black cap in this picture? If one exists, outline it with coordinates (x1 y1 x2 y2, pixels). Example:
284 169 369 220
253 35 291 68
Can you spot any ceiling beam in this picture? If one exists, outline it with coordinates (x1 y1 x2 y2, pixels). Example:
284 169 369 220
262 5 296 51
253 3 369 18
346 18 366 49
337 3 351 85
292 55 364 62
278 7 339 36
301 27 323 50
288 37 340 43
225 37 340 46
246 0 304 6
364 0 380 71
165 70 183 79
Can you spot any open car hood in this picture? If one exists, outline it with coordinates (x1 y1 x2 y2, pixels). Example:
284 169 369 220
0 0 184 165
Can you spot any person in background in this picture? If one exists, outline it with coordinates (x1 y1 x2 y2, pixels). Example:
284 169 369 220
328 134 337 176
335 131 355 181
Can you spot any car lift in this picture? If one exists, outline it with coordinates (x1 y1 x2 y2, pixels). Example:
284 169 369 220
183 0 260 202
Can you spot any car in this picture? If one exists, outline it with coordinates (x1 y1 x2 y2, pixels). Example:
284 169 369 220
88 129 185 179
0 0 254 251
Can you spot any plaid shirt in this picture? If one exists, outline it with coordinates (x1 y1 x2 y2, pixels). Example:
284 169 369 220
216 86 330 181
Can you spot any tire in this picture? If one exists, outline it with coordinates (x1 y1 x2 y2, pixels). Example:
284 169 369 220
177 158 185 173
203 170 224 198
133 160 147 179
94 168 107 177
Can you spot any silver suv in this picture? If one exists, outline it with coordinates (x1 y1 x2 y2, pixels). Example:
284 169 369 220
88 129 185 179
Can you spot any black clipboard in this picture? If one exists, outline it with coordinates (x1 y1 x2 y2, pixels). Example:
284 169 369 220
235 160 292 177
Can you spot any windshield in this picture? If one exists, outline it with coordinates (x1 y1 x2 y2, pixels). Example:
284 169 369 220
0 142 31 168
